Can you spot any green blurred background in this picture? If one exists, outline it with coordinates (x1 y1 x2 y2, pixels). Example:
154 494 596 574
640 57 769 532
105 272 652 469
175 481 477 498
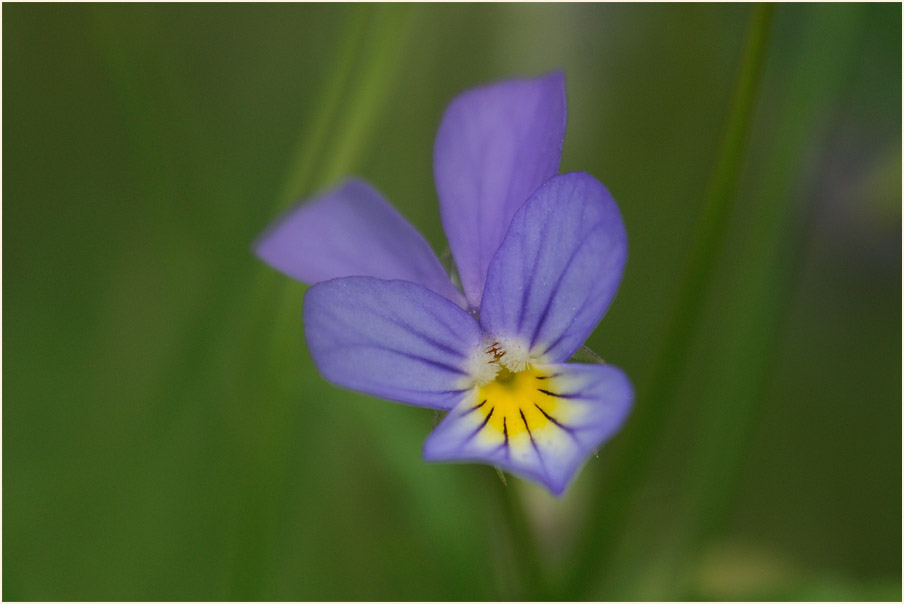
4 3 901 601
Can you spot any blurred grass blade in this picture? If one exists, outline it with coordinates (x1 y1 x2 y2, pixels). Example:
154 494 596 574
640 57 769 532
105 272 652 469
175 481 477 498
560 4 775 598
276 9 370 205
665 4 865 595
267 3 413 358
318 6 411 186
228 5 413 599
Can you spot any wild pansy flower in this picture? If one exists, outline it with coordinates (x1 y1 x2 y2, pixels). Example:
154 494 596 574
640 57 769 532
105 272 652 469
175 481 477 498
255 72 633 495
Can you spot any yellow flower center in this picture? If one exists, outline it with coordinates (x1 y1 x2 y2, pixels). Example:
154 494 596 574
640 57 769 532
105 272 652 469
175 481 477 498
476 365 559 438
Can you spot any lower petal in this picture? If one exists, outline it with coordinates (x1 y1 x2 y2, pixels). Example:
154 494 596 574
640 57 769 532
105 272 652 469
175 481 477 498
422 362 633 495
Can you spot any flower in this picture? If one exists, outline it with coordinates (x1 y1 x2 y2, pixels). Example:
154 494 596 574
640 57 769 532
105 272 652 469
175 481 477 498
254 72 633 496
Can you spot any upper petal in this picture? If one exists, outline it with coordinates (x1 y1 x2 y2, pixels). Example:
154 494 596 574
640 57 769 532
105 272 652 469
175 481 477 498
423 362 633 496
479 172 627 363
254 178 465 306
433 71 566 309
304 276 482 410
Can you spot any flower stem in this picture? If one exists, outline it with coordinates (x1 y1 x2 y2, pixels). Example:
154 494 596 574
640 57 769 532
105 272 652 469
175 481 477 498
491 474 548 600
559 4 775 599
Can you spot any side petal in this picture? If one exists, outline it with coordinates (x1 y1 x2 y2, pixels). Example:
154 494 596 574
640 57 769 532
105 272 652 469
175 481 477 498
479 172 627 364
423 363 633 496
304 277 481 409
254 178 465 306
434 71 566 309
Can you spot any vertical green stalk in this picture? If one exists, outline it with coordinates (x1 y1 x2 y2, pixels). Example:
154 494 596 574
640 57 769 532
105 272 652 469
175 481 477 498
560 4 775 599
666 5 863 597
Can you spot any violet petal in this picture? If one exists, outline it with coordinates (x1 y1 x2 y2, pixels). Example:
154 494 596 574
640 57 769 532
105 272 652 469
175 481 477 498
304 276 481 410
423 362 633 495
433 71 566 309
255 178 465 306
480 172 627 363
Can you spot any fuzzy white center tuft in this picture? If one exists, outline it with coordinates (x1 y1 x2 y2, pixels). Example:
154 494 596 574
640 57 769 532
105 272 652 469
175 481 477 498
496 337 531 372
466 345 501 386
